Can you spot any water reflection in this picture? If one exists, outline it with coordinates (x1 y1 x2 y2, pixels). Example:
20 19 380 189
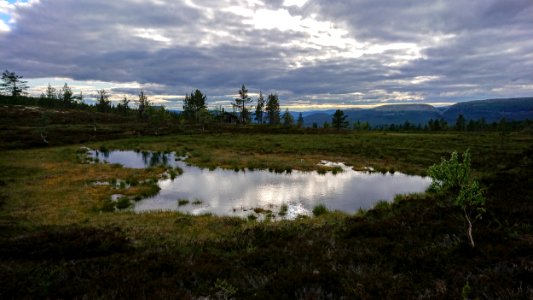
90 150 181 169
88 150 431 217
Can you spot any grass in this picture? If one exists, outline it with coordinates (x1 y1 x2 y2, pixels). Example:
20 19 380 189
279 204 288 217
1 130 533 298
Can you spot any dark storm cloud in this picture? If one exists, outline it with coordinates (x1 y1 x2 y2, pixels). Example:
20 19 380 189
0 0 531 107
307 0 532 42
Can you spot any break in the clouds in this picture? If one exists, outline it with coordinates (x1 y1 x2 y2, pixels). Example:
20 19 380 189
0 0 532 109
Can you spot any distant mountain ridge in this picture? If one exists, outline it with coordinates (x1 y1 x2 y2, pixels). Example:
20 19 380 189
302 97 533 127
372 104 437 112
441 98 533 123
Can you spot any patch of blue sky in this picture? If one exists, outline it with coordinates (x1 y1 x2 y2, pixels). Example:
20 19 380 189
0 1 19 28
7 0 29 4
2 1 31 21
0 15 9 32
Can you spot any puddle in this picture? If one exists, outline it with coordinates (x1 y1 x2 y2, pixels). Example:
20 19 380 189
111 194 125 201
87 150 432 218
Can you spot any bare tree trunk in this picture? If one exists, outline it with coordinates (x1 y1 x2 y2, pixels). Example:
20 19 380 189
464 208 475 248
40 132 49 144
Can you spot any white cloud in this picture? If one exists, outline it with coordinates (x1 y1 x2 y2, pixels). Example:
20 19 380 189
0 19 9 32
410 76 439 85
283 0 308 8
0 1 13 14
132 28 172 44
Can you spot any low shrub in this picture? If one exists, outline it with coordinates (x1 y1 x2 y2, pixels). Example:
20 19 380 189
312 204 328 216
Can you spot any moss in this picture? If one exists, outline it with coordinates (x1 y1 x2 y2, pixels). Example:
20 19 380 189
115 197 132 210
101 199 116 212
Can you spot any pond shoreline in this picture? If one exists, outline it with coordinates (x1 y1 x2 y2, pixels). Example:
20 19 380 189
87 149 431 218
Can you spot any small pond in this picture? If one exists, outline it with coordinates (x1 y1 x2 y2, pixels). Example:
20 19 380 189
89 150 432 218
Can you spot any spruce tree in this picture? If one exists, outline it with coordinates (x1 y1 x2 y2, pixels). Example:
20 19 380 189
332 109 349 130
265 93 280 125
282 108 294 127
297 112 304 128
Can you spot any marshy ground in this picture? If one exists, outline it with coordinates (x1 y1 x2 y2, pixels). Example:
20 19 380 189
1 131 532 298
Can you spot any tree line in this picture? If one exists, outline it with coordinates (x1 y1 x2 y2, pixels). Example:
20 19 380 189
368 116 530 133
1 70 531 133
0 70 292 127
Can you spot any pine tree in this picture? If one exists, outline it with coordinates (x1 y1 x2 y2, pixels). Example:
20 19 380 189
183 89 207 122
254 91 265 124
117 96 130 115
46 84 56 99
282 109 294 127
233 85 252 124
96 89 111 113
265 93 280 125
60 83 73 108
0 70 29 97
455 114 466 131
137 89 150 119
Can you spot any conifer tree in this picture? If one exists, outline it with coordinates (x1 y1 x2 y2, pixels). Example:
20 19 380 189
332 109 349 130
0 70 29 97
297 112 304 128
233 85 252 124
183 89 207 122
265 93 280 125
254 91 265 124
282 108 294 127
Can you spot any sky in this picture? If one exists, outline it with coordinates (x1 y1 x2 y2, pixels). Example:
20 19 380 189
0 0 532 110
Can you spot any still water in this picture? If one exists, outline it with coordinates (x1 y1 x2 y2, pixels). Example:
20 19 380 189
90 150 431 218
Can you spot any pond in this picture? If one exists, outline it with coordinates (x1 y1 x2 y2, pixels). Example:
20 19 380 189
89 150 431 218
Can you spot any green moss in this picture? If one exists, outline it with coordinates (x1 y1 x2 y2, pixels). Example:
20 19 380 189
115 197 132 210
101 199 116 212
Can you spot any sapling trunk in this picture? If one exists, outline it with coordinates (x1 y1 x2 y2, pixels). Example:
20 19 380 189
40 132 49 144
464 207 475 248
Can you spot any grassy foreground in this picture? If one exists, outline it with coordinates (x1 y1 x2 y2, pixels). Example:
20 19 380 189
1 132 532 298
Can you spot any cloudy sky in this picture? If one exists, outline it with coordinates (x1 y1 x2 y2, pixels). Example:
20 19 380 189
1 0 532 110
